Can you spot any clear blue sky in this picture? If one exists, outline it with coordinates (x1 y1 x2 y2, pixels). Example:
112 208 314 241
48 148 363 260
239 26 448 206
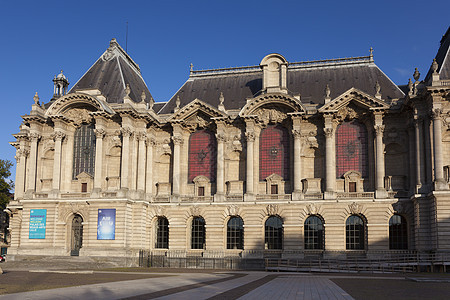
0 0 449 187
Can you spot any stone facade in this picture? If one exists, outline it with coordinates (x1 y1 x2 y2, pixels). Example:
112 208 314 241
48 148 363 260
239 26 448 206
6 28 450 259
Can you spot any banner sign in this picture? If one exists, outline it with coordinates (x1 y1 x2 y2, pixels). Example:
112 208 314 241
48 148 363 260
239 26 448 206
97 209 116 240
29 209 47 239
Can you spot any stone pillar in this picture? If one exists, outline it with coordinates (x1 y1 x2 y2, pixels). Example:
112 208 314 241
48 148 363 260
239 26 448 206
52 131 65 191
120 127 132 190
408 126 416 192
137 132 147 192
172 135 183 197
14 147 28 200
245 131 255 197
26 132 40 193
414 118 422 191
324 126 335 199
215 133 225 196
374 124 387 198
93 128 105 191
146 137 155 197
292 129 302 196
432 109 446 189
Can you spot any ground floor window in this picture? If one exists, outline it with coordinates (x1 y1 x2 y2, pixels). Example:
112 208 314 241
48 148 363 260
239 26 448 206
227 216 244 249
304 215 324 250
265 216 283 250
346 215 365 250
389 214 408 250
155 217 169 249
191 216 206 249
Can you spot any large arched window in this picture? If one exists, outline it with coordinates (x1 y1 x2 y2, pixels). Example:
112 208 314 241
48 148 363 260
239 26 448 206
191 216 206 249
155 217 169 249
260 125 290 181
227 216 244 249
304 215 325 250
265 216 283 250
389 214 408 250
346 215 366 250
336 120 368 178
73 124 96 179
188 130 217 182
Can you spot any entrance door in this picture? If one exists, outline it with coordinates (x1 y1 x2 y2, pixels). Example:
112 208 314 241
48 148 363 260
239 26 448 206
70 214 83 256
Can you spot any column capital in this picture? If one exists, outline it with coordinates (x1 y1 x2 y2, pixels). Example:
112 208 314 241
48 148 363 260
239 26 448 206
15 148 29 160
432 108 443 120
172 135 184 145
245 131 256 142
324 127 334 138
94 128 106 139
374 124 385 135
29 132 41 142
136 131 147 141
292 129 302 139
120 126 133 137
52 131 66 142
146 137 156 146
215 133 226 143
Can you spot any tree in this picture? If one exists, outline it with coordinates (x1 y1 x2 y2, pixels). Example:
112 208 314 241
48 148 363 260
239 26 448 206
0 159 14 209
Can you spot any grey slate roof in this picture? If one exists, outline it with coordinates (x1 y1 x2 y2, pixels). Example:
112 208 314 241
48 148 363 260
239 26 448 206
69 39 153 104
425 26 450 82
159 56 404 114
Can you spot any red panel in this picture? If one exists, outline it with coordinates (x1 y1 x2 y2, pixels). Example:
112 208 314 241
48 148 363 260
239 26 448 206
336 121 368 178
188 130 217 182
260 125 290 180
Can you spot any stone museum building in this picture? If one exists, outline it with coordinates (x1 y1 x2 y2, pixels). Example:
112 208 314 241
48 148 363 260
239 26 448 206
5 27 450 261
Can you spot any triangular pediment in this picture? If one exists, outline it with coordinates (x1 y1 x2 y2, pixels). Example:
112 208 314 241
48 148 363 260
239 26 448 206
168 98 227 121
318 88 389 113
239 93 306 117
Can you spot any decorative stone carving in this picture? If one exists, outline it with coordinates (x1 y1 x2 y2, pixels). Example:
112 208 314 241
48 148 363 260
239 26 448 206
266 204 279 216
432 108 443 120
227 204 240 216
245 132 256 142
337 106 358 121
392 202 404 214
110 135 122 147
324 128 334 138
140 91 146 103
58 203 89 222
349 202 363 214
94 128 106 139
231 135 242 152
33 92 40 105
125 84 131 97
190 206 202 217
64 108 93 125
413 68 420 82
255 108 288 125
292 129 301 139
120 127 133 137
52 131 66 142
152 205 166 217
432 58 439 74
374 125 385 135
306 203 320 215
172 135 183 145
136 132 147 141
15 148 29 160
215 133 226 143
29 132 41 142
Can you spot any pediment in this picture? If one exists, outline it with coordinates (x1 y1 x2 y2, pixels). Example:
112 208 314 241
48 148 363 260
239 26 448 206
193 175 210 183
168 98 227 122
318 88 389 113
239 93 306 117
76 171 93 180
265 173 284 182
45 92 115 118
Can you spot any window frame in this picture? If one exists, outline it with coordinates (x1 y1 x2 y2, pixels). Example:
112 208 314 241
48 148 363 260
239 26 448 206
389 214 408 250
345 215 366 250
191 216 206 250
265 215 283 250
227 216 244 250
155 217 169 249
304 215 325 250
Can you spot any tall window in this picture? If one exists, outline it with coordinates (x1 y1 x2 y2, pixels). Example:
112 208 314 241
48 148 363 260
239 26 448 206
346 215 366 250
304 215 325 250
265 216 283 250
155 217 169 249
227 216 244 249
191 216 206 249
260 125 290 180
389 214 408 250
336 120 368 178
188 130 217 182
73 124 96 179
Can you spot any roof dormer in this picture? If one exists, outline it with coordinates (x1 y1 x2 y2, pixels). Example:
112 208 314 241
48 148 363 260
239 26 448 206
260 53 288 94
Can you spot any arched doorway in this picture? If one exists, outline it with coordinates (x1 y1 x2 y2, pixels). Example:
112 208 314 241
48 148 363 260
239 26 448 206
70 214 83 256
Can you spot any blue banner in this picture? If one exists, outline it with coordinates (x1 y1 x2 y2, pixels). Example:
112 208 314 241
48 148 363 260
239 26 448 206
29 209 47 239
97 209 116 240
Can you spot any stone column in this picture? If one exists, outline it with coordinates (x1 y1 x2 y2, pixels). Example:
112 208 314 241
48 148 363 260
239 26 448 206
216 133 225 195
14 147 28 200
146 137 155 196
26 132 40 193
432 108 446 189
93 128 105 191
172 135 183 197
120 127 132 190
374 124 387 198
324 127 335 198
245 131 255 196
408 126 416 193
414 118 422 191
52 131 65 191
292 129 302 194
137 132 147 192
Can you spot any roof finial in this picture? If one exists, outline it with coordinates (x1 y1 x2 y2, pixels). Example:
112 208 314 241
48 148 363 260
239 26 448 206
140 90 146 103
375 80 381 99
190 63 194 73
110 38 118 48
324 84 331 104
408 78 414 95
33 92 39 105
432 58 439 74
413 68 420 82
125 84 131 96
369 47 374 62
218 92 226 112
175 95 181 112
149 95 155 110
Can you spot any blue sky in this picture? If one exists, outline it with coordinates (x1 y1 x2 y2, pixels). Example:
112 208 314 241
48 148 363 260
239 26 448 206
0 0 449 186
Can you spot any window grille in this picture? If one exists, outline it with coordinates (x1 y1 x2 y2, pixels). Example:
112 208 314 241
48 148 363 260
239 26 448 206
191 216 206 249
260 125 290 181
73 124 96 179
389 214 408 250
155 217 169 249
265 216 283 250
346 215 365 250
304 215 325 250
227 216 244 249
336 121 368 178
188 130 217 182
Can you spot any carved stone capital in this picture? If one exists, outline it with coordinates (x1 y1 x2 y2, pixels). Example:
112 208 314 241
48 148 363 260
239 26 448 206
136 132 147 141
215 133 226 143
245 131 256 142
15 148 29 160
146 137 156 146
292 129 302 139
52 131 66 142
349 202 363 214
94 128 106 139
29 132 41 142
227 204 240 216
324 127 334 138
432 108 443 121
374 125 385 135
120 127 133 138
172 135 184 145
266 204 279 216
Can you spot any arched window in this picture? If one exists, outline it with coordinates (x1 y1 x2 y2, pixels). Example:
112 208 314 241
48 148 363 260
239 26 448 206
227 216 244 249
191 216 206 249
304 215 325 250
389 214 408 250
155 217 169 249
336 120 368 178
260 125 290 181
73 124 96 179
346 215 366 250
188 130 217 182
265 216 283 250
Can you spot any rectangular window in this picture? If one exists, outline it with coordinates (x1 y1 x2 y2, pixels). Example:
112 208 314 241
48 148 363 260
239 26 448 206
198 186 205 196
271 184 278 194
81 183 87 193
349 182 356 193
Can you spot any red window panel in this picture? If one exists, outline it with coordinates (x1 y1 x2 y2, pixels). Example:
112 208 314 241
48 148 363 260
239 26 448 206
260 125 290 181
336 121 368 178
188 130 217 182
